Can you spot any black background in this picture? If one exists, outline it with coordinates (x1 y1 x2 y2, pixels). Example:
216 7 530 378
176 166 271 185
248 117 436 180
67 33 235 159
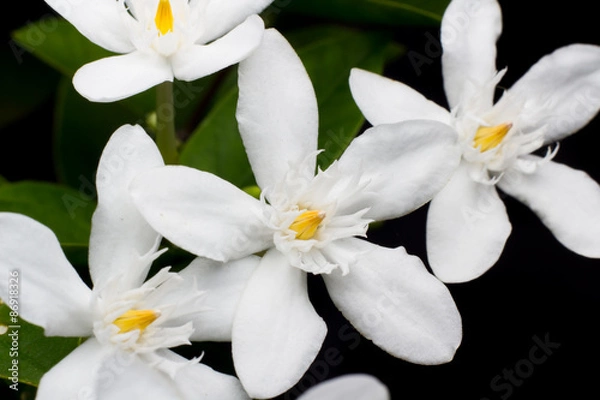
2 1 600 399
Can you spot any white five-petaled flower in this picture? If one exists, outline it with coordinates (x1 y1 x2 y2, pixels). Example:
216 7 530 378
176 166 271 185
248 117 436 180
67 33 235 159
350 0 600 283
43 0 274 102
131 29 463 399
0 125 257 400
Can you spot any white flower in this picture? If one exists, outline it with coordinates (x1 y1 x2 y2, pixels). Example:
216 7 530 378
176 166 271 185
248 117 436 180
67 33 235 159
349 0 600 283
131 29 463 399
296 374 390 400
44 0 274 102
0 125 257 400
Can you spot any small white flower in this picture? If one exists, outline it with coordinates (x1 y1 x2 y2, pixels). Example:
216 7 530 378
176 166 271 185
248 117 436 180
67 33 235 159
44 0 274 102
131 29 463 399
0 125 256 399
350 0 600 283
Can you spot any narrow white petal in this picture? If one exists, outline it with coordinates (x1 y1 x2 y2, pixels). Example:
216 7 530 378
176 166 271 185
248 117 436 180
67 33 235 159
426 163 512 283
89 125 164 292
297 374 390 400
169 256 260 342
44 0 135 53
232 249 327 399
0 213 93 336
336 120 461 221
172 15 264 82
36 339 112 400
498 157 600 258
236 28 319 190
349 68 451 126
493 44 600 144
73 51 173 102
323 239 462 365
130 166 272 262
199 0 273 43
441 0 502 109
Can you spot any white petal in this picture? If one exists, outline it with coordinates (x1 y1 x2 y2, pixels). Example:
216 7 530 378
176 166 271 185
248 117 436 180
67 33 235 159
130 166 272 262
323 239 462 365
426 163 512 283
297 374 390 400
168 351 251 400
94 352 180 399
232 249 327 399
89 125 164 292
73 51 173 102
44 0 135 53
493 44 600 144
36 338 113 400
349 68 451 126
199 0 273 43
0 213 93 336
236 28 319 190
171 256 260 342
336 120 461 221
172 15 264 82
498 157 600 258
441 0 502 109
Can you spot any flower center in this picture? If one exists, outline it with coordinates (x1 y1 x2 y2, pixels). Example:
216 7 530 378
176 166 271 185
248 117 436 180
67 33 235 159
473 122 512 152
113 309 160 333
289 210 325 240
154 0 174 36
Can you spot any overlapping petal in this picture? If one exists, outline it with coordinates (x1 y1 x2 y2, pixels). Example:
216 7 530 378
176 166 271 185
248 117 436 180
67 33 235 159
336 120 461 221
43 0 134 53
236 28 319 190
130 166 272 262
169 256 260 342
349 68 451 126
232 249 327 399
73 51 174 102
426 163 511 283
498 157 600 258
172 15 265 82
89 124 164 292
0 213 93 336
493 44 600 144
323 238 462 364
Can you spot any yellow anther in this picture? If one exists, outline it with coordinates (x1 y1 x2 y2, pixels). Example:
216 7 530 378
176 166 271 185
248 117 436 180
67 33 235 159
473 122 513 152
113 309 159 334
289 210 325 240
154 0 174 36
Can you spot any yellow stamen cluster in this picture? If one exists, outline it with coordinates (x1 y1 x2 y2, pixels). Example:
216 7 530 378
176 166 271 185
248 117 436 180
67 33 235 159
155 0 174 36
289 210 325 240
473 122 513 152
113 309 159 334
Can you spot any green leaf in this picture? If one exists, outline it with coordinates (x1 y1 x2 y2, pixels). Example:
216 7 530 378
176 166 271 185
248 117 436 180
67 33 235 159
283 0 451 26
0 303 81 387
180 26 400 184
0 49 59 129
0 181 93 247
11 17 113 77
286 26 402 168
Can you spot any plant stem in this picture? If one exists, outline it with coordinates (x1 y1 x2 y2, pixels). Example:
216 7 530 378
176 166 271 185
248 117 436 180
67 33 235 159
156 81 178 164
